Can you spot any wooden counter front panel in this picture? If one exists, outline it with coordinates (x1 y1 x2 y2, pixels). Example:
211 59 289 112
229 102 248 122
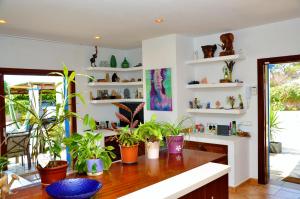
184 141 228 164
180 174 228 199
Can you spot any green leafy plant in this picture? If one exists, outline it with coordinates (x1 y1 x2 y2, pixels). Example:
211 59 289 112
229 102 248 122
269 108 283 142
161 116 193 136
0 157 9 175
112 102 145 146
2 65 87 168
135 114 163 143
63 114 116 173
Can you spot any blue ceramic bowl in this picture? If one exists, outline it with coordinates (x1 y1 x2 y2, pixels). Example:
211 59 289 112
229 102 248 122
46 178 102 199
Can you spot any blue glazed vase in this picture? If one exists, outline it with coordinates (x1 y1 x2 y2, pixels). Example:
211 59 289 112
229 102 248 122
86 159 103 176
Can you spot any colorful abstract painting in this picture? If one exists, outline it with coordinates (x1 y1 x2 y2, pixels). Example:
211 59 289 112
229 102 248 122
146 68 172 111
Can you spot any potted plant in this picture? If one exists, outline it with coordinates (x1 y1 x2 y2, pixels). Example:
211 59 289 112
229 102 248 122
112 102 145 164
269 108 283 153
4 65 86 186
162 117 193 154
64 115 115 176
135 114 163 159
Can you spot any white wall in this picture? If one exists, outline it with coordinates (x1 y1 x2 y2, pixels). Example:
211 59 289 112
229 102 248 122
142 34 178 122
192 18 300 179
0 36 141 132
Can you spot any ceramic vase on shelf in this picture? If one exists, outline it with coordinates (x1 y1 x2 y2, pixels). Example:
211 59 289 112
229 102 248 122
110 55 117 68
121 57 129 68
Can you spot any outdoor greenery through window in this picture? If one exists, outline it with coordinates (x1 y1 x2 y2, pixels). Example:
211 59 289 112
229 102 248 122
270 62 300 111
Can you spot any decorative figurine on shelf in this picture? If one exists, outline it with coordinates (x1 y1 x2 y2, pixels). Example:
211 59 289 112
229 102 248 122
201 44 217 58
219 33 235 56
124 88 130 99
220 67 231 83
206 102 211 109
227 96 236 109
215 100 221 109
193 98 200 109
111 90 122 99
110 55 117 68
121 57 130 68
238 94 244 109
112 73 120 82
105 73 110 82
189 101 193 109
90 46 98 67
134 63 142 67
225 61 235 82
200 77 208 84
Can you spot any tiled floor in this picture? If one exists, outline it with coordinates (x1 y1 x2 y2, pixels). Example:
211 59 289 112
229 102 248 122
230 180 300 199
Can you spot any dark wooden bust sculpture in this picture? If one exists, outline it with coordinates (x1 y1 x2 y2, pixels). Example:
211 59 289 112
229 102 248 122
90 46 98 67
219 33 235 56
201 44 217 58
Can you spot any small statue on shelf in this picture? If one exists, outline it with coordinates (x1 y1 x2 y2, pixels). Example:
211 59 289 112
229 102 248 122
201 44 217 58
227 96 236 109
90 46 98 67
112 73 120 82
238 94 244 109
219 33 235 56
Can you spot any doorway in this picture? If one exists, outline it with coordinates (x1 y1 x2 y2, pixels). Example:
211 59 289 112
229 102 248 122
257 54 300 185
0 68 77 185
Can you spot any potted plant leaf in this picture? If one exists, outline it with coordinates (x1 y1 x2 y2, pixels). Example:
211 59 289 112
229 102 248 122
162 116 193 154
269 108 283 153
3 65 86 186
112 102 145 164
63 115 115 176
135 114 163 159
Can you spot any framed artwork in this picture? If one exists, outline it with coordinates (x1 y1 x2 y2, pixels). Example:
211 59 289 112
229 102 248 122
146 68 172 111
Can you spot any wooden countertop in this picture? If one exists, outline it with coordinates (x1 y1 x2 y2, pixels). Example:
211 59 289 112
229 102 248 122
8 149 226 199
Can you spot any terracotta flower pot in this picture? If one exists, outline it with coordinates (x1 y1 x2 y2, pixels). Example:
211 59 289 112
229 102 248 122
167 135 184 154
37 160 68 186
120 144 139 164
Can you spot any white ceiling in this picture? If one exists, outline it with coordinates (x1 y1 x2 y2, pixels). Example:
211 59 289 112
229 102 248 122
0 0 300 49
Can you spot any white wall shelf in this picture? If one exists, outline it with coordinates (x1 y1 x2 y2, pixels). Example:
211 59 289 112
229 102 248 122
88 82 143 87
86 67 143 72
186 83 244 89
187 108 246 115
90 99 144 104
185 54 243 65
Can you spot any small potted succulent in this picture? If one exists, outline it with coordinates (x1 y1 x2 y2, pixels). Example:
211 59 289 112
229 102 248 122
135 114 164 159
112 102 145 164
227 96 236 109
162 117 193 154
64 115 115 176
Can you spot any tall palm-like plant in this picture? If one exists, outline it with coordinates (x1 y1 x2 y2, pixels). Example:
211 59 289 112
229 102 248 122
3 65 85 167
269 108 282 142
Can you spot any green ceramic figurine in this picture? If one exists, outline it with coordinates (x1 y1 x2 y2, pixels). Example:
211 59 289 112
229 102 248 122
121 57 129 68
110 55 117 68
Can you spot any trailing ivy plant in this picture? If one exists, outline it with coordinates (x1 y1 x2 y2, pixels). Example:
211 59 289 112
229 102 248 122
63 114 116 173
134 114 164 143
